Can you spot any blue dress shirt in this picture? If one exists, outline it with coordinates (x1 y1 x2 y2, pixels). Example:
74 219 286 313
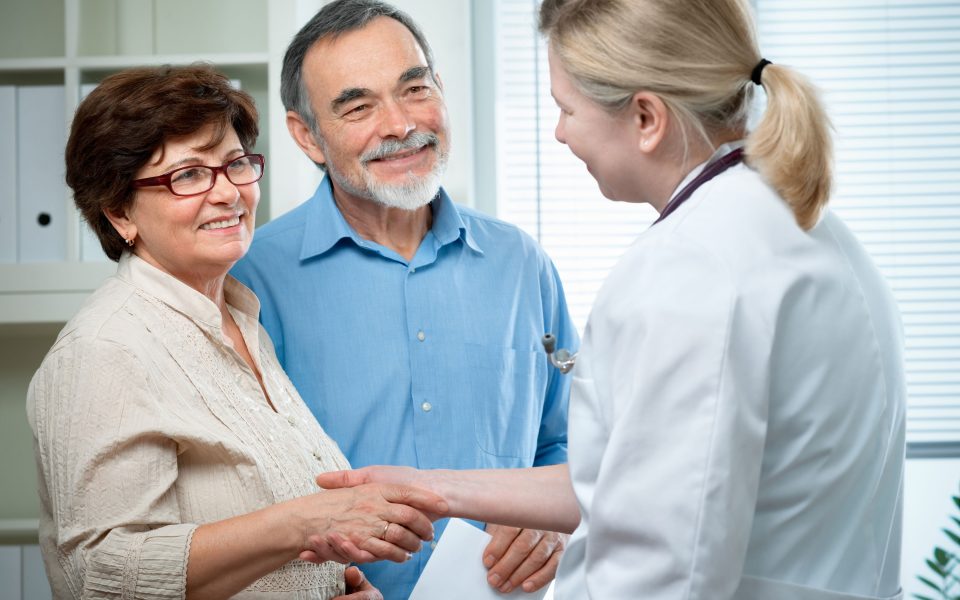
231 177 578 599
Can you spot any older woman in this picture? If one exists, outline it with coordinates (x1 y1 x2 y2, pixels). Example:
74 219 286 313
26 64 445 600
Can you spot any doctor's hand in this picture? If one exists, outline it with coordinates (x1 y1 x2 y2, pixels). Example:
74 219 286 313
316 467 446 521
330 566 383 600
483 524 567 594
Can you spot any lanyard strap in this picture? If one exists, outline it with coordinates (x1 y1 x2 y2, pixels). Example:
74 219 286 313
652 147 745 225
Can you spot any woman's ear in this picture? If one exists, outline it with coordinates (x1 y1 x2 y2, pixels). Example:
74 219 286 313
286 110 327 166
103 206 135 245
630 91 670 153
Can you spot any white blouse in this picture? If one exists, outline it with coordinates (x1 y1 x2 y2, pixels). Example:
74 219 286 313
27 253 351 599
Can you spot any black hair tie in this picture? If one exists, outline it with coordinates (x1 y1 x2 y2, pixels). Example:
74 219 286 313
751 58 772 85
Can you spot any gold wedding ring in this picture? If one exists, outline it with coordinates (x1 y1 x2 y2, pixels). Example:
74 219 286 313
381 522 390 540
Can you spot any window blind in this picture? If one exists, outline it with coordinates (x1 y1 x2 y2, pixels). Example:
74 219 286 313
491 0 960 446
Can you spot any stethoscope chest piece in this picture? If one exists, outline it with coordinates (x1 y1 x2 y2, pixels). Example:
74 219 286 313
542 333 577 374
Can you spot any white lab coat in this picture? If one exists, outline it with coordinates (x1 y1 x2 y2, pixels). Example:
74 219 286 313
555 157 906 600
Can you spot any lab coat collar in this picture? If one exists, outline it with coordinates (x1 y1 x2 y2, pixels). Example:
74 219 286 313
667 140 747 203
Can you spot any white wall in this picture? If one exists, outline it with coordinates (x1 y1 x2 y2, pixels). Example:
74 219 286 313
391 0 474 207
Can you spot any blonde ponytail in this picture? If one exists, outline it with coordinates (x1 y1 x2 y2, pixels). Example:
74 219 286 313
540 0 836 231
746 64 833 230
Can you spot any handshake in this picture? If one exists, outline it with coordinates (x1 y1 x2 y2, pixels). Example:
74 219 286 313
296 466 448 566
296 465 575 596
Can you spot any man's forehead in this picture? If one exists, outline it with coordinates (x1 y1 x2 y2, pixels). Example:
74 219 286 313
310 18 426 72
304 19 429 97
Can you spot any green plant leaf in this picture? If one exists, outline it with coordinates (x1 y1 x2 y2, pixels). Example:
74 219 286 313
945 529 960 547
927 558 948 577
917 487 960 599
918 575 942 592
936 547 951 566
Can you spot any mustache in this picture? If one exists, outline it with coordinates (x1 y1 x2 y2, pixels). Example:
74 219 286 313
361 131 440 164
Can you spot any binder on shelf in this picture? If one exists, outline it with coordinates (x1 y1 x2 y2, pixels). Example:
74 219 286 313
17 85 68 263
0 86 16 263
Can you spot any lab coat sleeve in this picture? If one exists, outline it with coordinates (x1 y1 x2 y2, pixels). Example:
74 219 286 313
581 235 771 599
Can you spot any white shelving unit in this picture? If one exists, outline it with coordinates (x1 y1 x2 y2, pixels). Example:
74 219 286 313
0 0 322 324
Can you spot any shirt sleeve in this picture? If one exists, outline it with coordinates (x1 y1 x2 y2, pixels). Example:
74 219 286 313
534 255 579 466
581 236 771 599
28 336 198 599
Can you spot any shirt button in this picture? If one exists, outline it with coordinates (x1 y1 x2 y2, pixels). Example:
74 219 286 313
421 401 432 412
417 331 426 342
313 450 323 460
410 267 416 274
287 415 297 426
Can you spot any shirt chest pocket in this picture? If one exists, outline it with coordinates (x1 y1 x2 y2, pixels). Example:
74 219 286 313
465 344 546 463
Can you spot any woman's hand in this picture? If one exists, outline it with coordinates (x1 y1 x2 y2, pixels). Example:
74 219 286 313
316 466 449 522
294 482 448 565
316 468 568 593
316 464 579 534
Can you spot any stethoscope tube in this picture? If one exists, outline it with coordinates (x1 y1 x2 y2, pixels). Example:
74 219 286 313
542 333 577 374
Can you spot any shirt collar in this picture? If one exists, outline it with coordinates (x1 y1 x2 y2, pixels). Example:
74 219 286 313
115 252 261 332
300 175 483 261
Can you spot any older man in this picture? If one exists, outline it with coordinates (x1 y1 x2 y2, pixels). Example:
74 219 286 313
231 1 578 597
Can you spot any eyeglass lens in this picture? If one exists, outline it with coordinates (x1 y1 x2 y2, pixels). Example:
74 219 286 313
170 155 263 195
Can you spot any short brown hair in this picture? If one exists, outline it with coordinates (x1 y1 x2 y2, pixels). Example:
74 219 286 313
65 64 259 261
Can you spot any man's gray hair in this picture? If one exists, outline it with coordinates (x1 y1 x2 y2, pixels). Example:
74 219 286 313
281 0 437 133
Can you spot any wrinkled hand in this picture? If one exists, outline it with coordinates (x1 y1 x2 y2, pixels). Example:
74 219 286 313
295 482 446 565
483 524 567 594
330 566 382 600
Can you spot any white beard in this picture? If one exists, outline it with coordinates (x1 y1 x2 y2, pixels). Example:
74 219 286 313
363 152 447 210
321 130 449 211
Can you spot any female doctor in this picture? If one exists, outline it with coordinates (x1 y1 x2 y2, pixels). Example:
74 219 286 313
316 0 908 598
